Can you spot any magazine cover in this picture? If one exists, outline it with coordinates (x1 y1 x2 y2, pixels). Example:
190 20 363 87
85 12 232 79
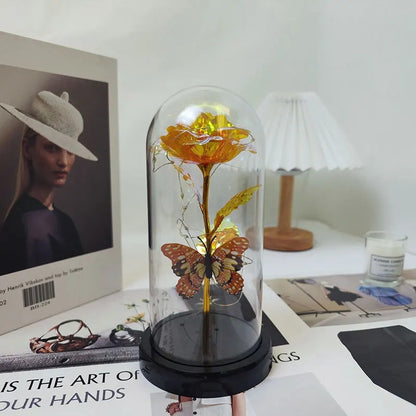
0 288 346 415
0 31 121 335
266 269 416 327
3 286 416 415
0 289 150 374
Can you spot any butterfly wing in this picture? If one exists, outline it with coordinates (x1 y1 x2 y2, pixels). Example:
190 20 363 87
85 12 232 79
211 237 249 295
161 243 205 299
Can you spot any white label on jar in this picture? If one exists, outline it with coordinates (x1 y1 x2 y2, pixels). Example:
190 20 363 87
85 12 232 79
369 254 405 278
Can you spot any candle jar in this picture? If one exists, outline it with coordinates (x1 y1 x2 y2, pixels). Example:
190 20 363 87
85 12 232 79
365 231 408 286
140 86 271 397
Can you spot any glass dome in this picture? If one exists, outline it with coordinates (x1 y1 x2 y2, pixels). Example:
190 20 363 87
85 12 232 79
142 86 269 396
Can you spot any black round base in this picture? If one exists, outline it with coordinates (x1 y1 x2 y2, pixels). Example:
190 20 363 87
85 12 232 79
139 326 272 398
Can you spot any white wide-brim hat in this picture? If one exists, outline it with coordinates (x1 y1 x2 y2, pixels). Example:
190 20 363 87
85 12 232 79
0 91 97 161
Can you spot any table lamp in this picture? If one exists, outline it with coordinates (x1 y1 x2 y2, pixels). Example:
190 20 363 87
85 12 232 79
257 92 361 251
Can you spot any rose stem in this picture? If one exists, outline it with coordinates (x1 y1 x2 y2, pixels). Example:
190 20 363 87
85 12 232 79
199 163 213 356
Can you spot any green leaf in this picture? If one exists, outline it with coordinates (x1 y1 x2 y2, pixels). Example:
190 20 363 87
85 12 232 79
213 185 261 232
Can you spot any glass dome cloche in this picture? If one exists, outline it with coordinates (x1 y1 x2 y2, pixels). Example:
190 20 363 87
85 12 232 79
139 86 272 397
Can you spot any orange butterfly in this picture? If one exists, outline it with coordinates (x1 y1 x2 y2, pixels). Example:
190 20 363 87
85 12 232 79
161 237 249 299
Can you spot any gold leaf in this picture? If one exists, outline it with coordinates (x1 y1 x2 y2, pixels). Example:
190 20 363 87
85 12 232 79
213 185 261 231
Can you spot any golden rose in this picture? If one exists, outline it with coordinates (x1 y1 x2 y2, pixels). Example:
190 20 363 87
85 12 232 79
160 112 253 165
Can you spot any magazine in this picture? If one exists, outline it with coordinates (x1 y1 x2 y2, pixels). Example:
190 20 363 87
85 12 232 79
2 285 416 415
0 31 121 334
0 288 344 415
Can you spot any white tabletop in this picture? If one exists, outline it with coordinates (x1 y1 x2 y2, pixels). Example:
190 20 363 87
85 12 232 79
263 220 416 280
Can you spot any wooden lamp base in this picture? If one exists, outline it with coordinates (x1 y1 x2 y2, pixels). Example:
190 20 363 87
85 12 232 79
264 174 313 251
264 226 313 251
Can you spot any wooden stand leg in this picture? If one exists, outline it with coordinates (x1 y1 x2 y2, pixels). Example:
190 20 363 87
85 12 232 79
277 175 294 233
264 175 313 251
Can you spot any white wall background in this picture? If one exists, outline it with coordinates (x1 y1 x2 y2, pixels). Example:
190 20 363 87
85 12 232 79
0 0 414 283
294 0 416 254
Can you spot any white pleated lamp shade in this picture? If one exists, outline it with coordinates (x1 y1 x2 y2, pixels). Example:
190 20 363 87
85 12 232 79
257 92 361 172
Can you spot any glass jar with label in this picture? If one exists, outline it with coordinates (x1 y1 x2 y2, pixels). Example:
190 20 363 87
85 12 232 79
365 231 407 287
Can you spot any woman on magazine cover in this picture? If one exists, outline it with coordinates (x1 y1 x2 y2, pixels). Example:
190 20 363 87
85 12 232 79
0 90 97 275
